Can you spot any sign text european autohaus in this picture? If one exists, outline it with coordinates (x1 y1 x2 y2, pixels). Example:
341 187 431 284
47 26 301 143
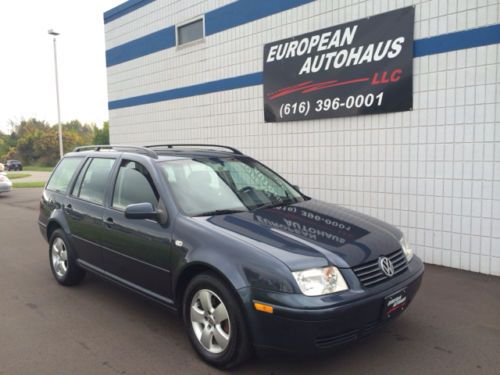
263 7 415 122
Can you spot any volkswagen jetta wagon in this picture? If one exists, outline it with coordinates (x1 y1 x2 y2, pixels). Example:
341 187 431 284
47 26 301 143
38 144 424 368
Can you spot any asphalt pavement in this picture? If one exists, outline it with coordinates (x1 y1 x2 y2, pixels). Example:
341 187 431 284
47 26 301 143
0 188 499 375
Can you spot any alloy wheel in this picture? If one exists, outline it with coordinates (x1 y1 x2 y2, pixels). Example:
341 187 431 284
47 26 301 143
190 289 231 354
51 237 68 278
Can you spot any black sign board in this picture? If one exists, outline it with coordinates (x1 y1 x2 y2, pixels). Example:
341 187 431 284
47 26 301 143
263 7 414 122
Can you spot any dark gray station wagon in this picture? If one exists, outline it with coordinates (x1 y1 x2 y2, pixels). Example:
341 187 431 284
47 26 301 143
38 144 424 368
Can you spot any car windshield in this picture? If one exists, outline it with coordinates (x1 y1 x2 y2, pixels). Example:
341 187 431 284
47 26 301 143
159 157 305 216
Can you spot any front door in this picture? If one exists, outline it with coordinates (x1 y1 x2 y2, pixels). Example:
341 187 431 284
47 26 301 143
101 159 173 299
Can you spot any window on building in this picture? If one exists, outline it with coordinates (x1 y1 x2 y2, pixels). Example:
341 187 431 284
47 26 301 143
177 18 204 46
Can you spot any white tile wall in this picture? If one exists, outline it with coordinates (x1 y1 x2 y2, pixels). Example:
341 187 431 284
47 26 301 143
105 0 235 49
107 0 500 102
106 0 500 276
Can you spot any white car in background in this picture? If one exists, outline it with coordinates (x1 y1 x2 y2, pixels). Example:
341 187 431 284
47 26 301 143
0 172 12 193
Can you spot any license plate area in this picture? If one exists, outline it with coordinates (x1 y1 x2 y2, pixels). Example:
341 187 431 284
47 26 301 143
383 288 407 319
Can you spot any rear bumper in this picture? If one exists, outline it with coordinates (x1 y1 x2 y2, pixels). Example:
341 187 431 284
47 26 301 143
239 256 424 353
0 182 12 193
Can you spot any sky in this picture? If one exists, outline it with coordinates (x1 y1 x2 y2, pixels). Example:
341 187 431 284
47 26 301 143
0 0 124 133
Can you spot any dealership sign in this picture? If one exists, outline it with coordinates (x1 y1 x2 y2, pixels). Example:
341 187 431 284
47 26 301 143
263 7 414 122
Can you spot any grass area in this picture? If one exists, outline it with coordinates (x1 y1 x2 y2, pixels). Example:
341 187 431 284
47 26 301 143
6 173 31 180
24 166 54 172
13 181 45 188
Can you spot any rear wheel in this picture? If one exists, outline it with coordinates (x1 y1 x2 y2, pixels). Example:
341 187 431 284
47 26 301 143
183 273 252 368
49 229 85 286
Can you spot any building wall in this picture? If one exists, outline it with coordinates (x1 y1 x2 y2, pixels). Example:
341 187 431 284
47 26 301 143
104 0 500 276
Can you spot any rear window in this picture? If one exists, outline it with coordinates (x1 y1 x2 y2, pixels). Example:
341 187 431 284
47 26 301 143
46 158 83 193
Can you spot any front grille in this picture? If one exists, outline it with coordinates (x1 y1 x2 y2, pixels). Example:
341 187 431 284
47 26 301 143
315 329 358 349
352 248 408 287
315 319 390 349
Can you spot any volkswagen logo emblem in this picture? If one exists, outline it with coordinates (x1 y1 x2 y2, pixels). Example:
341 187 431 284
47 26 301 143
379 257 395 277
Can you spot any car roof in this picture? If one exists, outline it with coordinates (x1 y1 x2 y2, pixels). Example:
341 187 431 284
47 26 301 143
64 144 247 162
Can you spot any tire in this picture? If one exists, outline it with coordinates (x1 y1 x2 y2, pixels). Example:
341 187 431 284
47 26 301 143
49 229 86 286
182 273 252 369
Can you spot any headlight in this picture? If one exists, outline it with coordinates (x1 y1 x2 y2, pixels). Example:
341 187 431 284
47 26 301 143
292 266 348 296
400 235 414 261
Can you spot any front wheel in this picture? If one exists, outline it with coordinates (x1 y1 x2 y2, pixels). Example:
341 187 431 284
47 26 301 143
183 273 252 368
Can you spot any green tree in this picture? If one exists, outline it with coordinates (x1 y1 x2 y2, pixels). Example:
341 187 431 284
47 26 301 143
0 118 109 166
93 121 109 145
15 119 51 165
0 129 17 161
63 120 94 144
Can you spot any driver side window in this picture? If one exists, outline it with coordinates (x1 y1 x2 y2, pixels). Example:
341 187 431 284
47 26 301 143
112 160 159 210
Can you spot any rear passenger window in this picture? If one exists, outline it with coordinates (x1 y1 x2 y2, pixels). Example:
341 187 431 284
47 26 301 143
46 158 83 193
71 158 91 197
74 158 115 205
112 160 159 210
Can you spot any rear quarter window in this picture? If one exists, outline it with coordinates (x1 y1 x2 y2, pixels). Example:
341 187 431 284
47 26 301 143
46 158 83 193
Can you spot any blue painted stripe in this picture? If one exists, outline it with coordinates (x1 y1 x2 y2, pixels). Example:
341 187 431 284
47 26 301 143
104 0 155 24
106 26 175 67
414 23 500 56
108 72 263 109
106 0 315 67
205 0 315 36
108 24 500 110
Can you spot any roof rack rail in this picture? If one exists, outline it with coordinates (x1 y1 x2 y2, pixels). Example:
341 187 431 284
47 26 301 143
145 144 243 155
73 145 158 159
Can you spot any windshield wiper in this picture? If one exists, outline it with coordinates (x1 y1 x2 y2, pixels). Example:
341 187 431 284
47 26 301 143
252 198 297 211
194 209 247 217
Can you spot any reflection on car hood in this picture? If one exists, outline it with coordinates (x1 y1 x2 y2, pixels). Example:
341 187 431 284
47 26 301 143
202 199 403 269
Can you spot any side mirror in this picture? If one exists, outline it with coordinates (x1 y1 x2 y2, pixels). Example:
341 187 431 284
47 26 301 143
124 202 158 220
292 184 301 191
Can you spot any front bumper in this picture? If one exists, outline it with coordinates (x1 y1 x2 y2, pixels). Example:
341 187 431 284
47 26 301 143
239 256 424 353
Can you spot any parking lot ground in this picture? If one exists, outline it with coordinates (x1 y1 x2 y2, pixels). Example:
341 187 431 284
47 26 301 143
0 188 499 375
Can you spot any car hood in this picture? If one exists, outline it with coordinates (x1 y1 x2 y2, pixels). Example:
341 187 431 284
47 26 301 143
198 199 403 270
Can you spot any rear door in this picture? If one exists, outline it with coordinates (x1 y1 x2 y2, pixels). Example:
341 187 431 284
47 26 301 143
65 157 117 266
101 158 173 299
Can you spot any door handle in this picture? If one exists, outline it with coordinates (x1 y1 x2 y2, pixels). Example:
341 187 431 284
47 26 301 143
64 203 73 211
105 217 114 228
